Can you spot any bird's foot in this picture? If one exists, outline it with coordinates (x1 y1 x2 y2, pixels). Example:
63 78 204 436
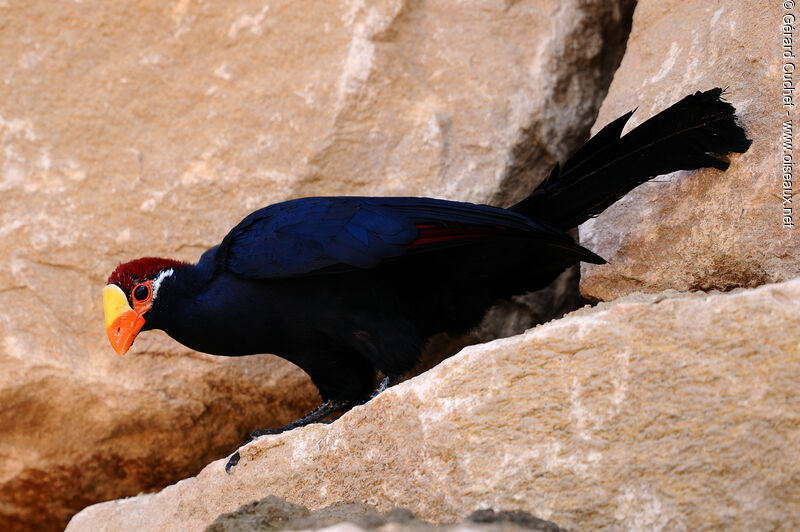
249 399 352 438
225 398 352 474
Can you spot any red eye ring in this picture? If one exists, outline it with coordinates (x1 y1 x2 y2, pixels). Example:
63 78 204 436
133 283 151 303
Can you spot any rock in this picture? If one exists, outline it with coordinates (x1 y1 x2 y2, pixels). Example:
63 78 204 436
0 0 635 529
66 278 800 532
205 496 313 532
475 265 589 342
204 496 564 532
466 509 565 532
579 0 787 301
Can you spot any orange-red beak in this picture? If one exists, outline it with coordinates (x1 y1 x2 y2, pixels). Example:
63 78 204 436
103 284 145 355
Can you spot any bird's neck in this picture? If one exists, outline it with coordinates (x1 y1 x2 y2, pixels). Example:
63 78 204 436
142 261 207 333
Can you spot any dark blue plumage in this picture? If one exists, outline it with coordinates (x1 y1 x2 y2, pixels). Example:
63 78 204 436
216 196 599 279
105 89 750 471
221 198 414 276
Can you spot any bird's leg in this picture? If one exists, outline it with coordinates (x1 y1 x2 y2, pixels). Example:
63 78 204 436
250 398 352 438
225 398 353 474
366 373 403 402
369 376 391 399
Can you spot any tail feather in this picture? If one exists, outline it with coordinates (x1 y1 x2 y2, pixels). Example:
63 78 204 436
510 88 751 229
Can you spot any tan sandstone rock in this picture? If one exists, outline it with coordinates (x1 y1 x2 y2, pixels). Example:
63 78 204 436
579 0 789 301
203 497 565 532
0 1 634 529
67 278 800 532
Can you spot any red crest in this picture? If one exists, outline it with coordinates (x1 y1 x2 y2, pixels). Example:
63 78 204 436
108 257 188 294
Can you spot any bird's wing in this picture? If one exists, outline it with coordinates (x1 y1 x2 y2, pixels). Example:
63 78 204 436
216 196 598 279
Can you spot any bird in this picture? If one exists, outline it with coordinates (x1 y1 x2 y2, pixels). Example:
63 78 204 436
102 88 750 472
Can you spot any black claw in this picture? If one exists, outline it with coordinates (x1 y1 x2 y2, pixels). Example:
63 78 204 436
225 451 240 474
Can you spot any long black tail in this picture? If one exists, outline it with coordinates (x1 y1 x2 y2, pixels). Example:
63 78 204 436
510 88 751 230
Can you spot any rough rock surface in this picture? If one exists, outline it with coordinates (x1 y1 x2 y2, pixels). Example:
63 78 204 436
67 278 800 532
204 497 564 532
579 0 789 300
0 1 635 529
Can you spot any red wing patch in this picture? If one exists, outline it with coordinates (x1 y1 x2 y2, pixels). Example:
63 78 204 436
408 224 502 248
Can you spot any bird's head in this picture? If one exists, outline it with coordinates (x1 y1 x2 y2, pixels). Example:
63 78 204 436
103 257 187 355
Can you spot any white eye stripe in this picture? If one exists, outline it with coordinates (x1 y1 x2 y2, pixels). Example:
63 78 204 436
152 268 174 300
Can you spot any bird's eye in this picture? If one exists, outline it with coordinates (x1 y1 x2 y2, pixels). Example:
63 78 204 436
133 283 151 302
